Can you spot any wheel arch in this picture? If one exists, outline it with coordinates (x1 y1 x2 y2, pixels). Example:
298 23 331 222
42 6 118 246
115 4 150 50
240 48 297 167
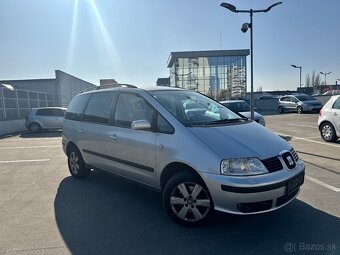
160 162 204 190
319 120 334 131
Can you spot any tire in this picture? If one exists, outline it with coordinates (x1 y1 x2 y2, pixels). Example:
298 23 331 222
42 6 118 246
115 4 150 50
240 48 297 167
67 146 91 179
278 106 284 113
162 172 214 227
320 122 338 142
297 106 303 114
29 122 41 133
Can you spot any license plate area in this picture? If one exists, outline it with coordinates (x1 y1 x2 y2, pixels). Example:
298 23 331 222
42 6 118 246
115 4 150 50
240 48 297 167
286 172 304 195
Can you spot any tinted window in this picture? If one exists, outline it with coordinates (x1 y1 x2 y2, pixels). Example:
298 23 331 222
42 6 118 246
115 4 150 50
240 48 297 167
65 94 91 121
114 93 154 128
333 98 340 110
36 108 55 116
157 114 174 134
280 97 290 102
83 92 117 124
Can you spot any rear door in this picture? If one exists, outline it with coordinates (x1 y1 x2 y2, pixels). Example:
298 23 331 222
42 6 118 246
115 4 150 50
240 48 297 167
331 97 340 134
35 108 55 128
54 108 66 129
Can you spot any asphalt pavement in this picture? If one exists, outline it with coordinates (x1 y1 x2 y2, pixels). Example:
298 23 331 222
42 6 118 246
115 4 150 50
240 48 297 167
0 114 339 255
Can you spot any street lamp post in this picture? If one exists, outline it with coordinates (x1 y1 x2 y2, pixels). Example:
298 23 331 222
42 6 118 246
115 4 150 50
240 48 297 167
320 71 331 87
220 2 282 120
291 65 302 92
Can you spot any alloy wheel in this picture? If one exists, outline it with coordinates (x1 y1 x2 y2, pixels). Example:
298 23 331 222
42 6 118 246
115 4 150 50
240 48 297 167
170 182 211 222
69 151 80 175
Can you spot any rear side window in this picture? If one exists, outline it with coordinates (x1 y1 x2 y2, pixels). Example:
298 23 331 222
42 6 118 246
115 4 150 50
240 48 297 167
333 98 340 110
54 109 66 117
36 108 55 116
65 94 91 121
83 91 117 124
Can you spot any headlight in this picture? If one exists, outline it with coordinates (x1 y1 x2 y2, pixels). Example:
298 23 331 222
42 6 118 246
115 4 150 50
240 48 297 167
221 158 268 176
259 117 265 126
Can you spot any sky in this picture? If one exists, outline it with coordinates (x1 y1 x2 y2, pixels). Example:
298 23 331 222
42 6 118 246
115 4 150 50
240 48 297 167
0 0 339 91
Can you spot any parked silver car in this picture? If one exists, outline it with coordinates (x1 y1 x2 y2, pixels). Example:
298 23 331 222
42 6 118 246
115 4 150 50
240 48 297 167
62 86 305 226
318 95 340 142
25 107 66 133
220 100 265 126
278 94 322 114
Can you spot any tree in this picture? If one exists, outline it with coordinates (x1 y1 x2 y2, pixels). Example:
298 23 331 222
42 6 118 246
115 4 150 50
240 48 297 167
315 73 321 86
305 73 311 87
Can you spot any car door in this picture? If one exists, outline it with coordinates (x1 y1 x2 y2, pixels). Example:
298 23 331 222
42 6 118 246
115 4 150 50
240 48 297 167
53 108 65 129
109 92 156 186
78 91 118 171
290 96 299 110
280 97 290 110
331 97 340 134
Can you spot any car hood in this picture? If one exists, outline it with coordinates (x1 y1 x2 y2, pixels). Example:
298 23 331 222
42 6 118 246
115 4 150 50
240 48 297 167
238 111 262 120
189 121 290 160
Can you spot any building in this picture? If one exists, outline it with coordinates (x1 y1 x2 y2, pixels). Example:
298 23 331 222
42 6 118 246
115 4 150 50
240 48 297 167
0 70 97 107
167 50 250 100
156 77 170 87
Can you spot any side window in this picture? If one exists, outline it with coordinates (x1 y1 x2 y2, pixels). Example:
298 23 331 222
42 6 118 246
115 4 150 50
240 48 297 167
83 92 116 124
157 114 174 134
332 98 340 110
65 94 91 121
114 93 154 128
281 97 289 102
36 108 54 116
291 97 298 103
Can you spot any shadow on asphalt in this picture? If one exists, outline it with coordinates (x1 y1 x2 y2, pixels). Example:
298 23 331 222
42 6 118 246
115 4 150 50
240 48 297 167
19 130 62 138
54 170 339 255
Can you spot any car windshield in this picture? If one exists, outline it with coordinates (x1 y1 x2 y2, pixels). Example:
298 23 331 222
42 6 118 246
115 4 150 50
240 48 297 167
295 95 316 101
149 90 243 126
222 101 250 112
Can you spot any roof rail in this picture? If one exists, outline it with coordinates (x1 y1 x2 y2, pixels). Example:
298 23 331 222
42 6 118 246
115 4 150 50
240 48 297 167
97 83 138 89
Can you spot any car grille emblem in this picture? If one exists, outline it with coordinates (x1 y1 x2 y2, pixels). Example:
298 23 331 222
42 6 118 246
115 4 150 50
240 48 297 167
281 152 296 170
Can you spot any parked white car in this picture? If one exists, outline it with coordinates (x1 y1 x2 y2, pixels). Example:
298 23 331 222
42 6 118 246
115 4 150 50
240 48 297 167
318 95 340 142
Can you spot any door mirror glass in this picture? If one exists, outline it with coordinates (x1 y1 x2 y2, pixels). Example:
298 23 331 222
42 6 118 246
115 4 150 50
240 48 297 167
131 120 151 130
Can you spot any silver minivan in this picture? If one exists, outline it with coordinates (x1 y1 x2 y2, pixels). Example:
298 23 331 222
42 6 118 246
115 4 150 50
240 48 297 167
62 86 305 226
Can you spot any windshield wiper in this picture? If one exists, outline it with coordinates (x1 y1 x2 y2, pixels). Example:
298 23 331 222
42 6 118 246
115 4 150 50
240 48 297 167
206 117 248 125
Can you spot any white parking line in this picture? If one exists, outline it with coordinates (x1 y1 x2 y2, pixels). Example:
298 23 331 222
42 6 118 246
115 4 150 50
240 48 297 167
276 132 340 148
305 175 340 192
0 145 60 150
288 124 318 129
0 159 50 163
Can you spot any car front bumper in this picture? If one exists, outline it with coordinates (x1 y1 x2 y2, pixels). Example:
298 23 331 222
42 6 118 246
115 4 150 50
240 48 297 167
201 161 305 215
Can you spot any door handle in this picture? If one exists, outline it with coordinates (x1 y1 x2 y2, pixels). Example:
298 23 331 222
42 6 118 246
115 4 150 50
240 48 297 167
77 129 84 134
109 134 118 141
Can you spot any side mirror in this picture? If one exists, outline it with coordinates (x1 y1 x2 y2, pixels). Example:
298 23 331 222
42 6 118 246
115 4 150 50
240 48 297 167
131 120 151 130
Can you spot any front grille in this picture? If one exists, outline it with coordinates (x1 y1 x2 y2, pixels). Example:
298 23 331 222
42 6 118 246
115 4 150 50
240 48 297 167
290 148 299 162
261 156 283 172
237 200 273 213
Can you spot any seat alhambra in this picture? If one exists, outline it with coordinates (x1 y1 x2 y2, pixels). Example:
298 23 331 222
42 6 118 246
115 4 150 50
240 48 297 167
62 86 305 226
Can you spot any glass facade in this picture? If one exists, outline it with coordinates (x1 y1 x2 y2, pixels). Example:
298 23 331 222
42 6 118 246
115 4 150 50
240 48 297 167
169 55 247 100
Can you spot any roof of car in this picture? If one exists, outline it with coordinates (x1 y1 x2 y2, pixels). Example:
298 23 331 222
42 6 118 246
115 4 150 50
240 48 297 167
81 85 185 95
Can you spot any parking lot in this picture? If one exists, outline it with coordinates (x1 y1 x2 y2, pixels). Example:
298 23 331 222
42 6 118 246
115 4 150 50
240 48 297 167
0 113 339 255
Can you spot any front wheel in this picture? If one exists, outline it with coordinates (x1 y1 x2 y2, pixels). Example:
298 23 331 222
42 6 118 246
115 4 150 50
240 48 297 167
162 172 214 227
320 122 338 142
278 106 284 113
67 146 91 179
297 106 303 114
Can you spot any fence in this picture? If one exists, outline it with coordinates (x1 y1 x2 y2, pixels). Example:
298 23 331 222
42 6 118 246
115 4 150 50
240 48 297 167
0 88 59 120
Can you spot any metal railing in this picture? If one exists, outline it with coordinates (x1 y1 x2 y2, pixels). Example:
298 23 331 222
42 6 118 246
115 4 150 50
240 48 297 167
0 88 59 120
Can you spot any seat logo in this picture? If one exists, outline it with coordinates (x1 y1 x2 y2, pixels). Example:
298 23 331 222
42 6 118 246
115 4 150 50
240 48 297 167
286 155 295 167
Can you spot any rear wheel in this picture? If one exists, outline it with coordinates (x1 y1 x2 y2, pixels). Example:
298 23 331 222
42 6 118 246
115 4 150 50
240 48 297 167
162 172 213 227
320 122 338 142
67 146 91 179
29 122 41 133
